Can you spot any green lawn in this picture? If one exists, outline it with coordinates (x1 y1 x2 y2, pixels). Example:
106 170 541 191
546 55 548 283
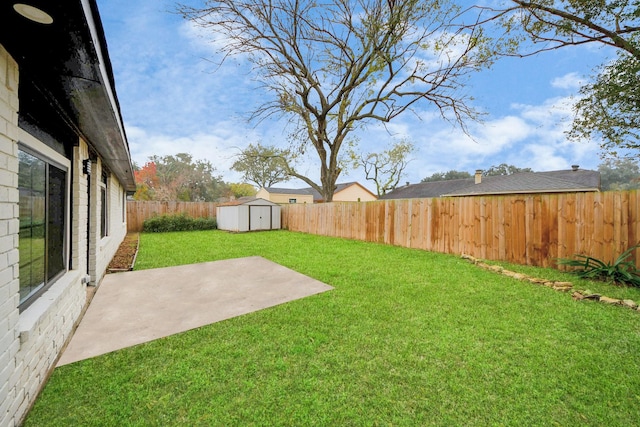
25 230 640 426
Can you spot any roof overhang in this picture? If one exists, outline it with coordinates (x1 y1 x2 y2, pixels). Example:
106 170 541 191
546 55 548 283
0 0 136 191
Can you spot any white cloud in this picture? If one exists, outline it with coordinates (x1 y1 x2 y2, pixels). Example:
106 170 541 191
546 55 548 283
102 0 608 190
126 124 262 183
551 72 585 90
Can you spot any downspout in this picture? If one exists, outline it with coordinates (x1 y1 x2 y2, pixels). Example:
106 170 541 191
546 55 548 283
83 159 91 280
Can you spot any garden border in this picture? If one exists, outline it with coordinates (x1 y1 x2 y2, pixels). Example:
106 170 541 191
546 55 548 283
461 254 640 312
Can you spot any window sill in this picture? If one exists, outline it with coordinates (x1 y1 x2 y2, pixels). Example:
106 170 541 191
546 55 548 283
18 270 82 344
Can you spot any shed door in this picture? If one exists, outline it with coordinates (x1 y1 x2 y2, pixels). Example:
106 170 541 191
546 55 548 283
249 206 272 230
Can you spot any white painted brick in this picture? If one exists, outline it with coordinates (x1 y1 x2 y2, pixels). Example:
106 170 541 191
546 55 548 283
0 135 10 156
0 219 8 237
6 155 17 173
0 364 11 391
0 381 12 420
7 188 17 204
0 169 15 187
0 203 14 221
0 330 15 362
8 277 18 294
0 233 13 250
0 266 13 289
0 250 7 268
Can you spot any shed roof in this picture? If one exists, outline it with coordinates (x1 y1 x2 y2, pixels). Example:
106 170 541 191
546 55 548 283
218 197 280 207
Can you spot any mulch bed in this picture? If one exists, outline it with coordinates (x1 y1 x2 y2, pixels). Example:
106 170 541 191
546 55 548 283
107 233 140 273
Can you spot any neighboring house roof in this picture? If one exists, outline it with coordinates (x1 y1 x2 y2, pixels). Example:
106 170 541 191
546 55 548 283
0 1 136 191
379 178 473 200
262 182 376 202
536 169 601 188
262 187 314 195
443 172 600 197
305 182 377 202
381 168 601 199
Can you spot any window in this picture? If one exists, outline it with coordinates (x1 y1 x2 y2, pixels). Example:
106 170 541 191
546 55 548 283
18 149 67 309
289 198 297 204
100 171 108 238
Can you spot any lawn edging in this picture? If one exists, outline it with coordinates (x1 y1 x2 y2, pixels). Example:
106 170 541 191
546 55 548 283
106 233 140 273
461 254 640 312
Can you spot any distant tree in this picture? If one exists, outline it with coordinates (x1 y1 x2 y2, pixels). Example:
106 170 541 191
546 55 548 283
231 144 291 188
351 140 415 197
421 170 472 182
178 0 500 202
137 153 226 202
568 56 640 159
598 158 640 190
133 162 159 201
483 163 533 176
229 183 258 198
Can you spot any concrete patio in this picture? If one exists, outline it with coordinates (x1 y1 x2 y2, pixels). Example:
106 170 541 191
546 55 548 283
57 256 333 366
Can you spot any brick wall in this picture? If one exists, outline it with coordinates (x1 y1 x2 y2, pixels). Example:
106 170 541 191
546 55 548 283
0 43 130 427
90 160 127 286
0 44 21 427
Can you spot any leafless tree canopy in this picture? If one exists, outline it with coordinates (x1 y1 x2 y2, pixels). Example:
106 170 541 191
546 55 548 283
178 0 495 201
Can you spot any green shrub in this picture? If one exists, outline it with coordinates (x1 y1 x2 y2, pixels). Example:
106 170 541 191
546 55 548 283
142 213 217 233
557 244 640 287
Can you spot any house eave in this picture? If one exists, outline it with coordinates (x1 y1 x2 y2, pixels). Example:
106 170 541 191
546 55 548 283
0 0 136 191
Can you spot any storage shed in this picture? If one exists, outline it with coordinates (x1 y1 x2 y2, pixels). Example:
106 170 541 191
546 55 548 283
217 197 281 232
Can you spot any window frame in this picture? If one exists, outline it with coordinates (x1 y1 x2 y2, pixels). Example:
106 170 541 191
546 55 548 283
100 170 109 238
18 143 69 311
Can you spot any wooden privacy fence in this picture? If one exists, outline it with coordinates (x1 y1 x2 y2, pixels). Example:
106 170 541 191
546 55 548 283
281 190 640 268
127 201 219 232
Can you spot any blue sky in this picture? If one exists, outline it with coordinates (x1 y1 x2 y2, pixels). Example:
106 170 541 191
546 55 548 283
98 0 612 191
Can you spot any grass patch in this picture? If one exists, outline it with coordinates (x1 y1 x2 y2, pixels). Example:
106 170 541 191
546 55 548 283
25 230 640 426
484 259 640 301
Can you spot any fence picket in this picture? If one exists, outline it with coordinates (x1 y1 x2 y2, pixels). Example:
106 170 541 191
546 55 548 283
279 190 640 267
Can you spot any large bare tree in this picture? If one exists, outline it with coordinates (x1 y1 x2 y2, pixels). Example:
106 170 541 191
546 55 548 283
178 0 496 201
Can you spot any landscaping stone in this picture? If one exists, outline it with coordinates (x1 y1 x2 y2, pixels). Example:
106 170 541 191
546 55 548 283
460 255 639 313
600 296 621 305
572 292 585 300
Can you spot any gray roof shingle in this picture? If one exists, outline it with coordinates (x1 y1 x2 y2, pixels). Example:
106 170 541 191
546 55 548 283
263 187 314 195
381 168 601 199
379 178 474 199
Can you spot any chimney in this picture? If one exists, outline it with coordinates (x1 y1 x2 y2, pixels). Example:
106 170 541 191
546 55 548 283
571 165 579 171
475 169 482 184
406 181 410 187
